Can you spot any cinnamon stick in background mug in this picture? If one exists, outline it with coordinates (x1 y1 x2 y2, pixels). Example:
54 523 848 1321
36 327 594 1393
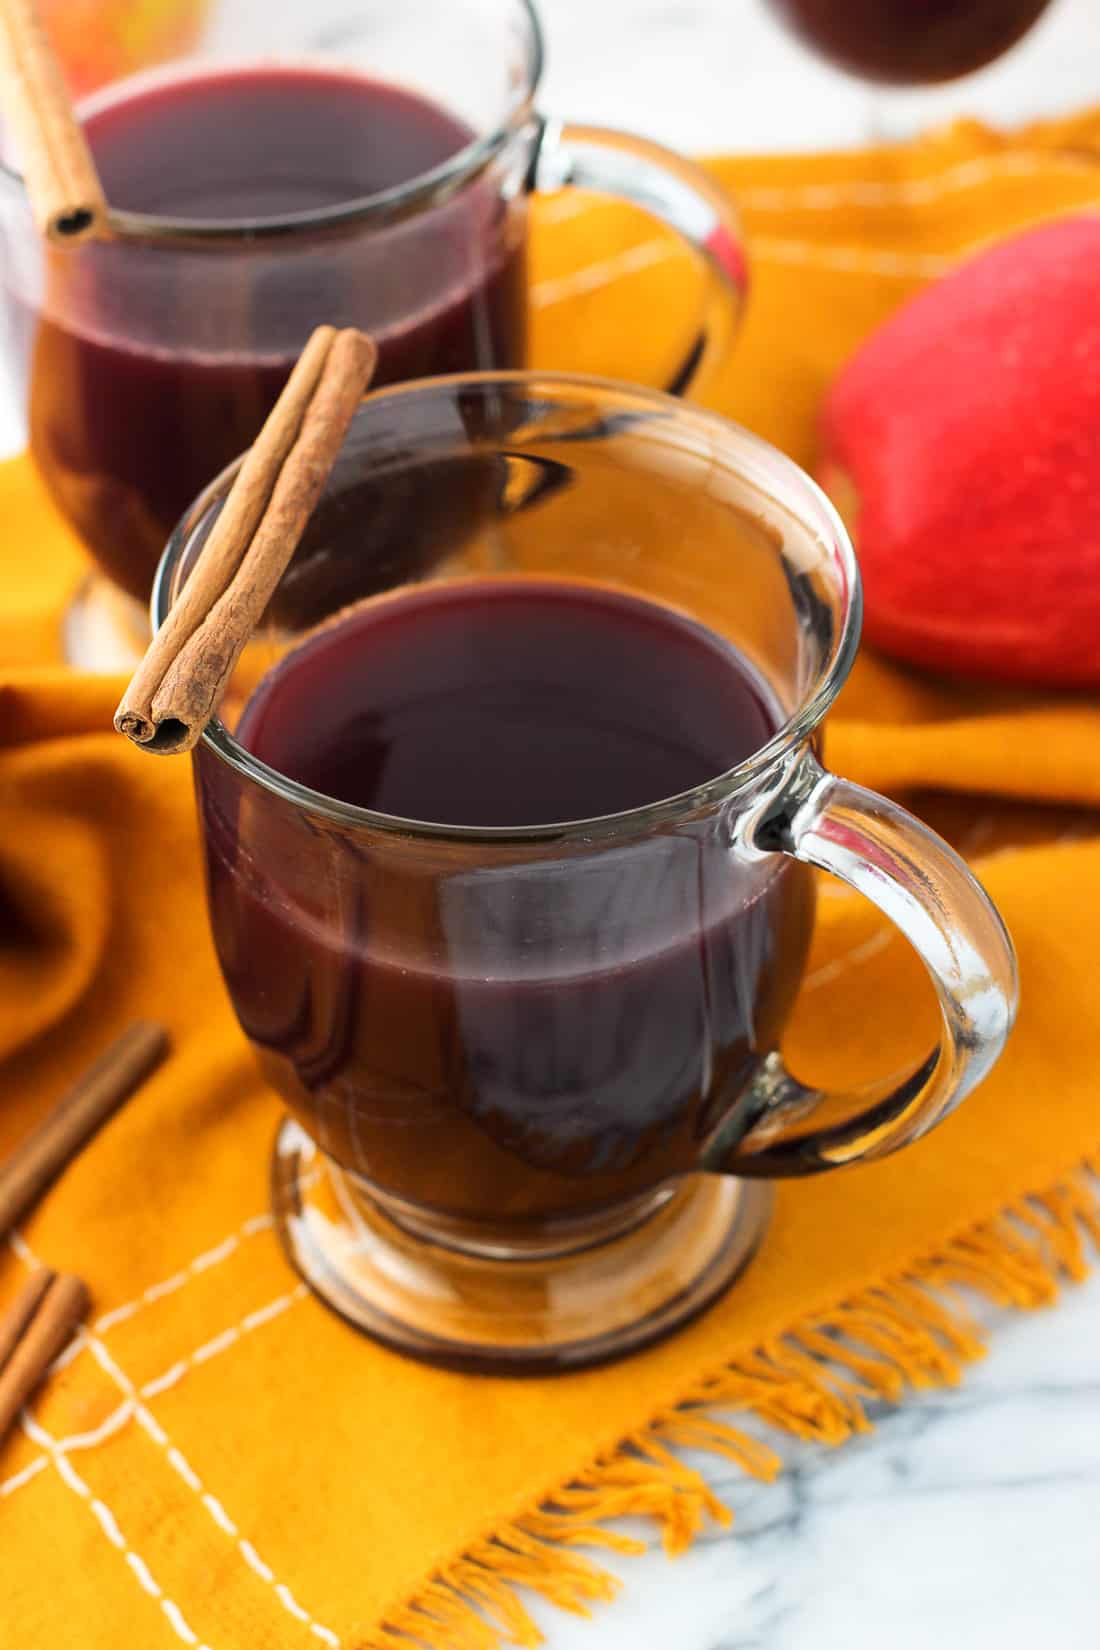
0 0 106 240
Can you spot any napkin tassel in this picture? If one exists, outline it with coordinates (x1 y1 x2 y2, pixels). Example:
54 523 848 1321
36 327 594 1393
364 1158 1099 1650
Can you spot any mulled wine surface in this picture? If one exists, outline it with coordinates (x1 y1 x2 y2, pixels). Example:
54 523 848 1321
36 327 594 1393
238 579 779 825
769 0 1052 83
27 66 526 601
199 579 815 1222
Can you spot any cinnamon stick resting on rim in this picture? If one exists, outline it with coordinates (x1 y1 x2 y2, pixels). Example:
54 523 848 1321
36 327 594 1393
0 0 106 242
115 325 377 756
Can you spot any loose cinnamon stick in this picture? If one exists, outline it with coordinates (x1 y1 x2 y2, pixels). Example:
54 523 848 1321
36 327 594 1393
0 0 106 241
0 1272 89 1444
0 1020 168 1240
115 325 377 756
0 1266 55 1371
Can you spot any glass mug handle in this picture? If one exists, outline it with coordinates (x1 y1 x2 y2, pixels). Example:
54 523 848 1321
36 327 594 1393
704 751 1020 1177
530 118 747 397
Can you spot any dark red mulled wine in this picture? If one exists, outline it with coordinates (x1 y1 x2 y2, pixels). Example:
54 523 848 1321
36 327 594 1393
197 578 815 1223
27 66 526 603
237 579 781 825
768 0 1053 84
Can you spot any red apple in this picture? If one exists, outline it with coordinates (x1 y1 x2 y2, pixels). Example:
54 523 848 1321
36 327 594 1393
818 215 1100 687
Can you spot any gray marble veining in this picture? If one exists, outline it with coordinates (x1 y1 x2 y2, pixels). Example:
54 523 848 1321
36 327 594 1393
521 1284 1100 1648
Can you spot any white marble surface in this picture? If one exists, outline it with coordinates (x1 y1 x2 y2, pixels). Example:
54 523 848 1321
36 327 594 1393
532 2 1100 1644
531 1287 1100 1650
5 3 1099 1644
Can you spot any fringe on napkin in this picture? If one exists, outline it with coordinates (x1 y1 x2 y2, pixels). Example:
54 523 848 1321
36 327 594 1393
363 1155 1099 1650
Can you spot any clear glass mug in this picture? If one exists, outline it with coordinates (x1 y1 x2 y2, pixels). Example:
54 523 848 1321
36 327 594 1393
155 371 1018 1373
0 0 744 666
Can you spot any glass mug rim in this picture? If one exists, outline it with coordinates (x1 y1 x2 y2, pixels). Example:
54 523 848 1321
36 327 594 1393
0 0 546 244
153 368 863 845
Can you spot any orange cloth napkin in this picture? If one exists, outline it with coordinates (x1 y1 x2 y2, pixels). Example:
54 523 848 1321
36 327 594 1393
3 111 1100 1650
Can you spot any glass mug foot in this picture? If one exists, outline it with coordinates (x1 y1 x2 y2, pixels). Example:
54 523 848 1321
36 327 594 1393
272 1120 774 1374
62 572 149 671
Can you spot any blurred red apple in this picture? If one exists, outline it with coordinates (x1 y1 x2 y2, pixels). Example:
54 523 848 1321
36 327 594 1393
42 0 210 98
818 215 1100 688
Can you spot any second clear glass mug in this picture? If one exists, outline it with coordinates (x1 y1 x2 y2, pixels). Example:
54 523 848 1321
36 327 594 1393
156 371 1018 1374
0 0 744 665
